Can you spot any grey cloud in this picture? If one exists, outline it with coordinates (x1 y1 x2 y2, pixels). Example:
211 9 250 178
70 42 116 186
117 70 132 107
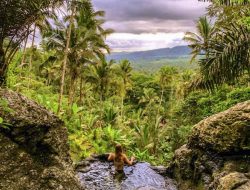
92 0 210 51
103 19 197 34
92 0 210 33
93 0 209 21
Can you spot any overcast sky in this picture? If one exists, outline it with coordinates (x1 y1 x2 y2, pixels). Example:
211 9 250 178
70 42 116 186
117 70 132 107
92 0 210 52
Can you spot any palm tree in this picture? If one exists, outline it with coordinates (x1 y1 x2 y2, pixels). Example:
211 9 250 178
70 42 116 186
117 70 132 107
86 58 115 103
175 70 194 98
116 60 133 118
50 1 112 113
158 66 178 115
44 23 109 107
66 4 112 108
118 60 133 88
57 1 76 114
206 0 249 5
184 16 214 63
139 88 160 112
194 22 250 90
20 10 55 70
188 2 250 91
28 11 56 70
20 29 30 67
0 0 63 86
38 54 61 86
85 58 114 119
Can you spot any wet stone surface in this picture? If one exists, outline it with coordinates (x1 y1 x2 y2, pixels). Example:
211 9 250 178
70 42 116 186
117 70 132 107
77 159 177 190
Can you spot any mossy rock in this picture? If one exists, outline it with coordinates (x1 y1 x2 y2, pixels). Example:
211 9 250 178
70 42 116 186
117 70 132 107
0 88 82 190
217 172 250 190
188 101 250 154
168 101 250 190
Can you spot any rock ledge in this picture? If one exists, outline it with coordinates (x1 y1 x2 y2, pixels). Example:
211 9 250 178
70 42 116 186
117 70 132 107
0 88 82 190
168 101 250 190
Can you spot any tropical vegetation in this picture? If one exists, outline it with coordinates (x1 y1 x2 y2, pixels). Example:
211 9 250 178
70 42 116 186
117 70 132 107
0 0 249 165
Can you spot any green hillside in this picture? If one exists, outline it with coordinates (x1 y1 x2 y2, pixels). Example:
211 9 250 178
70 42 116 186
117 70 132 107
131 57 197 72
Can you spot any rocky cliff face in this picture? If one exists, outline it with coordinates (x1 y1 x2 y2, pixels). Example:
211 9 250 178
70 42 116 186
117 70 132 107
168 101 250 190
0 88 82 190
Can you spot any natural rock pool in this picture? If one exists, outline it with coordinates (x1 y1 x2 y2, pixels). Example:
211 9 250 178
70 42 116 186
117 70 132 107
76 157 177 190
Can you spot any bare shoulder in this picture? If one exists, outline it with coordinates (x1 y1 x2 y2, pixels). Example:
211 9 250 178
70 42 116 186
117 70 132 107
108 153 115 161
122 154 133 165
121 153 128 160
110 153 115 158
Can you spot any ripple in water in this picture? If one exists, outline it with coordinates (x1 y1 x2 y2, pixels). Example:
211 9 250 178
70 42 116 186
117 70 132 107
77 161 177 190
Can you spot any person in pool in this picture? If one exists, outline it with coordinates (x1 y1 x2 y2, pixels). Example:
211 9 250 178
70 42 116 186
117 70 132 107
108 144 135 172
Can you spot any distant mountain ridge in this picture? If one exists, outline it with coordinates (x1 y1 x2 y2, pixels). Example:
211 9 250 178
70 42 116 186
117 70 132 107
107 45 191 61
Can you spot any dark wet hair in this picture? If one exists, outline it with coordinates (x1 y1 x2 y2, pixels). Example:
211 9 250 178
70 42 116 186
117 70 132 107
115 144 123 155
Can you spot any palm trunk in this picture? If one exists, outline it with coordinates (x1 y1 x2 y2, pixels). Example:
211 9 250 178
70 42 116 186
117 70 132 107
157 88 164 116
79 77 85 125
28 24 36 89
57 4 75 114
71 80 77 106
100 88 104 117
0 71 6 87
68 76 74 107
21 30 29 66
29 24 36 72
79 77 84 105
68 74 77 109
121 96 124 121
169 85 174 118
100 84 104 102
0 44 6 87
0 61 6 87
67 75 77 116
121 80 127 120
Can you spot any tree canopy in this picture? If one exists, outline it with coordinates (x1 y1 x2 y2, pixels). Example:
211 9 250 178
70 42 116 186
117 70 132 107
200 0 250 5
0 0 64 85
0 0 59 37
187 0 250 90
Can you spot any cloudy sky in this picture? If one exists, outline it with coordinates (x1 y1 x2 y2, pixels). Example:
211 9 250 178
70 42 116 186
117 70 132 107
92 0 210 52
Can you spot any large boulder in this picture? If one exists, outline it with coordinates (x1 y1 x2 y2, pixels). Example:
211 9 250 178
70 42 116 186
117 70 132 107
188 101 250 154
0 88 82 190
217 172 250 190
168 101 250 190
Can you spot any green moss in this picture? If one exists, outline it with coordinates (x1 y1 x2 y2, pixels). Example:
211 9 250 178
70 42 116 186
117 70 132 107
0 97 13 113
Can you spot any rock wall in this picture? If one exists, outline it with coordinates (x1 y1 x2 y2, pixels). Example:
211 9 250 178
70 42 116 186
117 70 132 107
167 101 250 190
0 88 82 190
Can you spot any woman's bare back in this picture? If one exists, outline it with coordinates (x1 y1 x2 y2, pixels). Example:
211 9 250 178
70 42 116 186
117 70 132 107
108 153 135 171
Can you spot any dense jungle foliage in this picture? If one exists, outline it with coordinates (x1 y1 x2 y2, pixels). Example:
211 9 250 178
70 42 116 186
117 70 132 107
1 0 249 165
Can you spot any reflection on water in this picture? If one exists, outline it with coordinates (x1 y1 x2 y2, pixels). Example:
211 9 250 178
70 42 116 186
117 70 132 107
77 160 177 190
